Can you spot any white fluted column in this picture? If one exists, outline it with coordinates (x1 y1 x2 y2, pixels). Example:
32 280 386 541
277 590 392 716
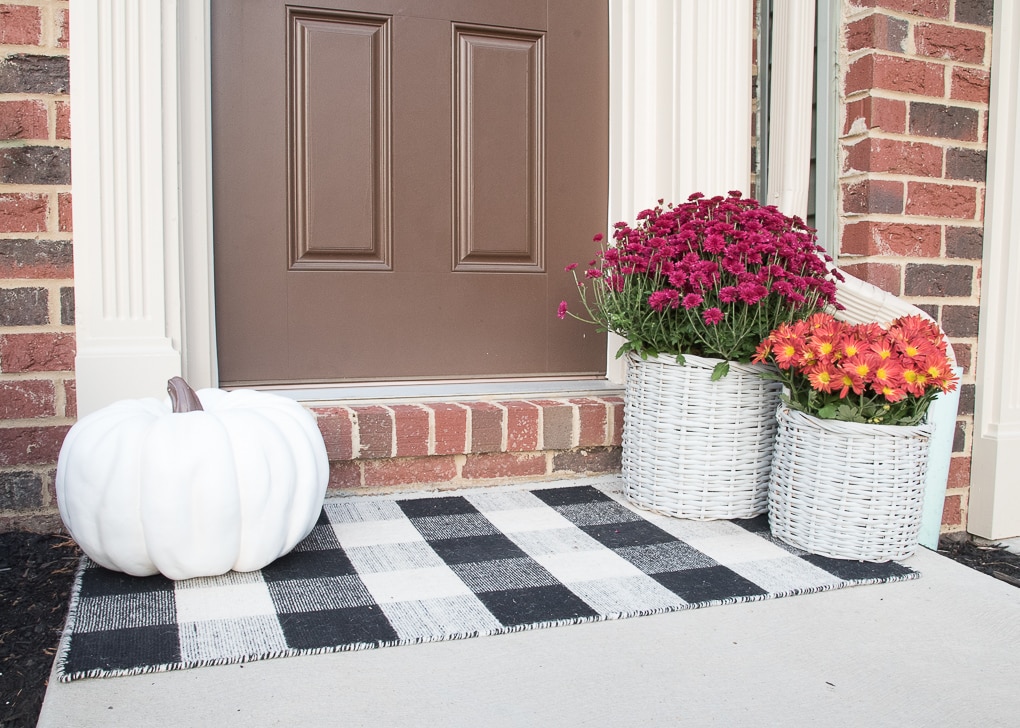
69 0 215 415
609 0 753 219
765 0 815 219
969 1 1020 538
606 0 753 381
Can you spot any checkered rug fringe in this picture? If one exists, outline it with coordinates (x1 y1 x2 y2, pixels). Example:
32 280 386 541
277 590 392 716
55 481 918 681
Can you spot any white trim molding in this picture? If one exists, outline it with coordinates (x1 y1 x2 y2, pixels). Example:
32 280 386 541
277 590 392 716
70 0 752 408
606 0 752 381
69 0 216 415
609 0 752 218
765 0 815 219
968 0 1020 539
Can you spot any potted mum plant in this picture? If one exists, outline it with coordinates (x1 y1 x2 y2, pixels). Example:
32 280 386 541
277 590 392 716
754 313 958 561
559 191 842 520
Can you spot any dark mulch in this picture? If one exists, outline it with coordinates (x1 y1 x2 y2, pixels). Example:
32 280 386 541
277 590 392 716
937 536 1020 588
1 532 79 728
1 530 1019 728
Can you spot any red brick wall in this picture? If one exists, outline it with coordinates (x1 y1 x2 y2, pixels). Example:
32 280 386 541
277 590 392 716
314 398 624 495
839 0 992 533
0 0 71 532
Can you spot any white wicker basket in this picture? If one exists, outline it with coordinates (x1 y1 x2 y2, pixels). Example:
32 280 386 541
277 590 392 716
769 406 933 562
622 352 783 520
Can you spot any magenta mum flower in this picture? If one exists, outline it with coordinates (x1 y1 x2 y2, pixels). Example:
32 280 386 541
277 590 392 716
682 292 703 309
702 307 724 325
557 301 568 319
557 191 841 362
718 286 739 303
703 234 727 254
648 289 679 312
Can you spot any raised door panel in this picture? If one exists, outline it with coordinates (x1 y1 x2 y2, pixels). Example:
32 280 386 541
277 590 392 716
289 9 392 270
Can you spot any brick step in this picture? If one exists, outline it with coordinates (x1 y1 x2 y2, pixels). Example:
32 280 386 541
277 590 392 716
309 395 624 495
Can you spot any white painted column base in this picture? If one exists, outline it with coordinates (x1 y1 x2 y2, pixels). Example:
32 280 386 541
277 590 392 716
75 344 181 416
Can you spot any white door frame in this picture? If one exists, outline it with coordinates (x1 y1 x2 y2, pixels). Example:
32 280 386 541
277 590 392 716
968 0 1020 539
69 0 753 414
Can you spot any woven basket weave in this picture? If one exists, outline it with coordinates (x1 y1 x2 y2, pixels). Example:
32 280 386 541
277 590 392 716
622 352 783 520
769 406 932 562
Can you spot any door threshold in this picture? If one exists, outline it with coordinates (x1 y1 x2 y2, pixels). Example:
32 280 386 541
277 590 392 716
253 379 624 406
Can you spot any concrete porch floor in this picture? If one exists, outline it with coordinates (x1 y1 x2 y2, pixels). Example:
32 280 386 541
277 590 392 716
38 477 1020 728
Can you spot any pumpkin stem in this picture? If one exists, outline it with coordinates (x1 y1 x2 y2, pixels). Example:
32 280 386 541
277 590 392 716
168 377 204 413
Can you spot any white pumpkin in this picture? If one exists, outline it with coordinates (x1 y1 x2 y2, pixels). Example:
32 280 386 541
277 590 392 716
56 378 329 580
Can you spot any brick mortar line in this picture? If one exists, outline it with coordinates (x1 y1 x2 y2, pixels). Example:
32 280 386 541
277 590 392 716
900 295 983 307
458 402 472 454
0 46 69 56
0 371 72 380
840 213 985 224
0 416 72 427
383 404 397 458
425 404 437 456
840 253 982 264
0 278 74 285
593 398 613 447
349 407 362 461
570 401 580 449
838 174 986 187
839 132 989 149
841 90 991 111
495 401 509 453
0 138 71 147
0 231 73 238
836 174 966 189
534 400 545 451
0 185 72 193
0 324 75 333
843 47 991 71
0 85 70 93
838 213 987 225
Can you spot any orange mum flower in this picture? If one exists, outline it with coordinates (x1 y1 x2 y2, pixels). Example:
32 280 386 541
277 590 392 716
901 368 930 397
807 364 840 394
773 340 800 369
839 335 865 359
871 358 905 391
868 340 894 361
811 315 846 340
925 360 959 393
837 372 859 399
844 353 875 382
880 385 907 403
810 336 838 364
756 312 956 424
891 314 938 343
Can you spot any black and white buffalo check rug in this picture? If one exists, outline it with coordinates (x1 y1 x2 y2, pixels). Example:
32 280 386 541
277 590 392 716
55 481 918 681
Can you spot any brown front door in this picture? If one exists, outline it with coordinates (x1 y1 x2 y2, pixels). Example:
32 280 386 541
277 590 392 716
212 1 608 386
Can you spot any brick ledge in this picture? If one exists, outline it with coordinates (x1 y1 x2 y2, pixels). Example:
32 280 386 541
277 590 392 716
309 396 624 494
